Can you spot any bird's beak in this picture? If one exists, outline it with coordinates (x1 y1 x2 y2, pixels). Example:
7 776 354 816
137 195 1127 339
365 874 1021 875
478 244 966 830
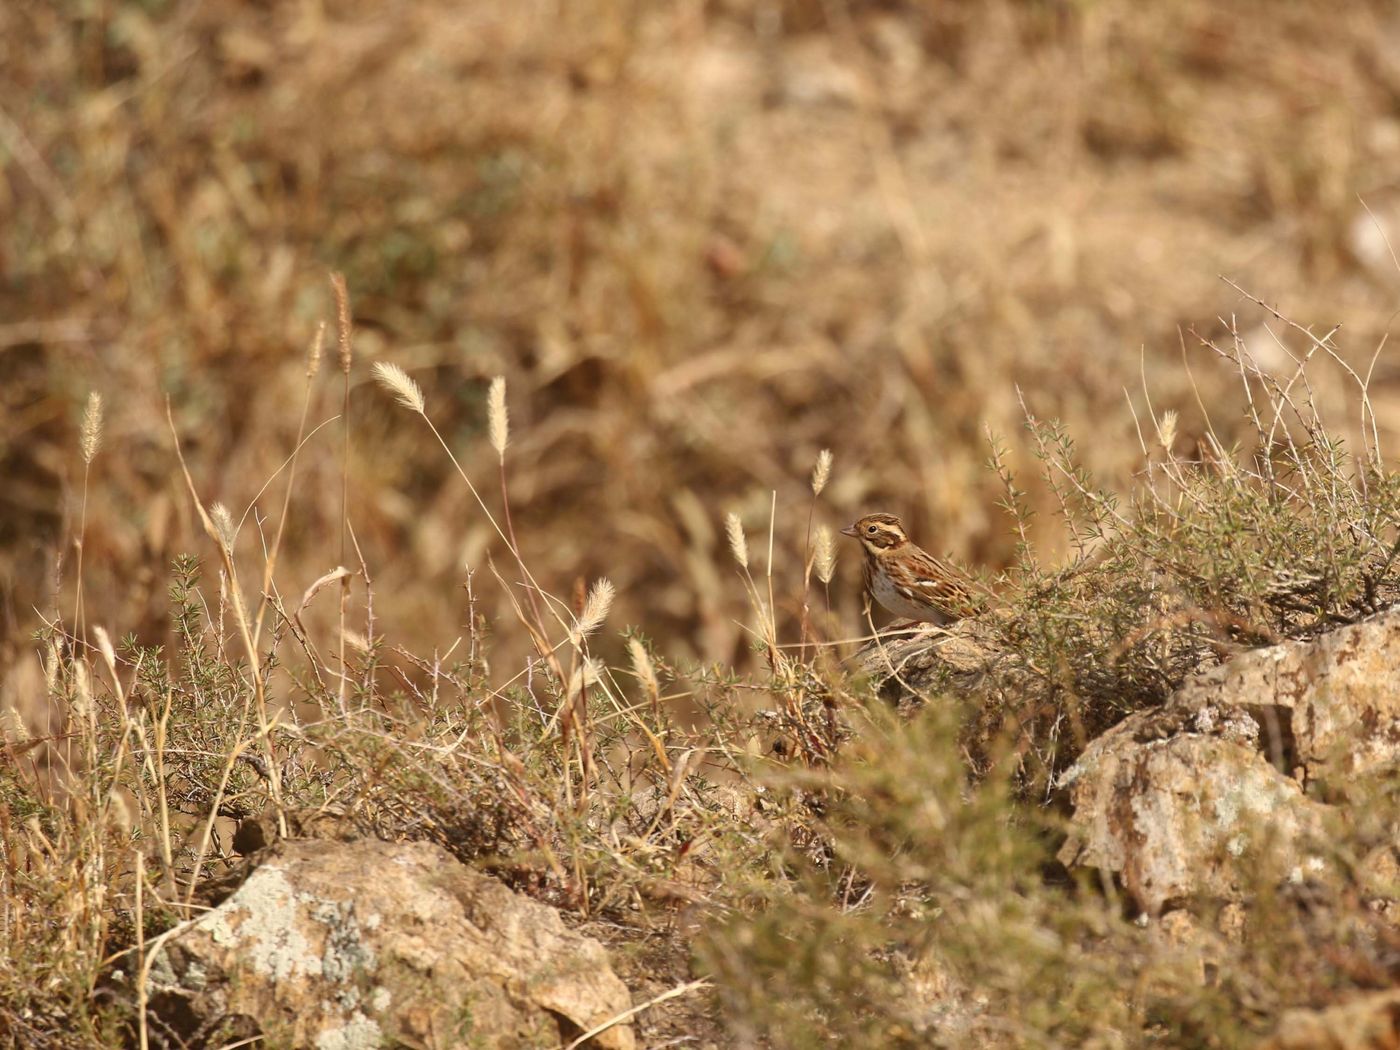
840 524 859 537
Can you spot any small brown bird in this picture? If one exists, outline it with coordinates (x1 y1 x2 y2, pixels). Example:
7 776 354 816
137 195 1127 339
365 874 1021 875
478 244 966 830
841 512 985 624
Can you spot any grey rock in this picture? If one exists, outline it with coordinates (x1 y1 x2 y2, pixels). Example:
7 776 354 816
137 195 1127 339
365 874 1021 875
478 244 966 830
1058 608 1400 914
149 838 635 1049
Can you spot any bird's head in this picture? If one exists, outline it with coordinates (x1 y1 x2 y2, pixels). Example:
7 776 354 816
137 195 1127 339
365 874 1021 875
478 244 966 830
840 513 909 553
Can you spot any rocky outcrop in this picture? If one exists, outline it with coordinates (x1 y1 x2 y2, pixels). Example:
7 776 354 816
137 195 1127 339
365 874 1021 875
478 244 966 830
1259 989 1400 1050
1057 709 1334 914
849 617 1031 717
1058 609 1400 915
1124 607 1400 787
149 839 635 1049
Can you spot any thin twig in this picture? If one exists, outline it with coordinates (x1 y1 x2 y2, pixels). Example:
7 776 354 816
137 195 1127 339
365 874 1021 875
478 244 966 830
560 978 712 1050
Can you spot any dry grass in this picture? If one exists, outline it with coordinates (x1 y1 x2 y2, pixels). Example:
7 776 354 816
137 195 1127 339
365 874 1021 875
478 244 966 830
6 0 1400 679
3 274 1396 1047
4 1 1400 1046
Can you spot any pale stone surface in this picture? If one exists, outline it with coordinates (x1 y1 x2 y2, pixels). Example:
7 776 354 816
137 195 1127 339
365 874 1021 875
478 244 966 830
150 839 634 1049
1165 609 1400 781
1058 608 1400 915
1058 726 1333 914
1259 989 1400 1050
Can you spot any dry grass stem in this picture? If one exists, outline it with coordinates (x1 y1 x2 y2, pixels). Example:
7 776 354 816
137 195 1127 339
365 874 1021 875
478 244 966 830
332 275 355 712
165 401 287 836
72 390 104 653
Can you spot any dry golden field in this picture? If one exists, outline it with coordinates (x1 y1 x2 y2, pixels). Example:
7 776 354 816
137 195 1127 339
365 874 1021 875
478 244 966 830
4 0 1400 680
4 2 1400 1046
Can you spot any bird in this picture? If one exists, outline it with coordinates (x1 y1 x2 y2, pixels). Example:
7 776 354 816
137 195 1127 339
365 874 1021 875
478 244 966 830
841 512 985 625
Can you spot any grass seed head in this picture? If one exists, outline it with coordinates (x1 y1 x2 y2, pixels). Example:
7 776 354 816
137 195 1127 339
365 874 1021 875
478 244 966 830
91 625 118 681
725 512 749 569
489 376 509 456
80 392 103 465
43 639 58 694
628 637 660 699
1157 410 1179 453
574 578 616 641
72 661 93 719
209 502 236 549
814 525 836 584
372 361 425 414
566 657 604 698
307 321 326 379
811 448 832 496
330 272 352 374
0 701 30 744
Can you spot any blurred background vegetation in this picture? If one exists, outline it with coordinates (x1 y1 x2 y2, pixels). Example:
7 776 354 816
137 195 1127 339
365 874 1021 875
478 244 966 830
5 0 1400 691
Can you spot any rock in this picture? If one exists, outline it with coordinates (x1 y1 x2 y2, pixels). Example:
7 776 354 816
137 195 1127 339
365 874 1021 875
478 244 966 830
1259 989 1400 1050
1057 607 1400 915
849 617 1028 713
848 618 1054 779
1058 726 1333 915
1164 609 1400 783
149 839 635 1049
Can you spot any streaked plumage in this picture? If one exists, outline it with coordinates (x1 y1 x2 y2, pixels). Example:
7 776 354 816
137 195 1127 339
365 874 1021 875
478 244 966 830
840 512 984 624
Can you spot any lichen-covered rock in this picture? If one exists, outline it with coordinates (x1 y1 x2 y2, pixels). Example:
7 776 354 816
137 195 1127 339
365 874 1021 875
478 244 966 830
1057 724 1333 914
149 838 635 1049
1058 608 1400 915
1259 988 1400 1050
1164 609 1400 782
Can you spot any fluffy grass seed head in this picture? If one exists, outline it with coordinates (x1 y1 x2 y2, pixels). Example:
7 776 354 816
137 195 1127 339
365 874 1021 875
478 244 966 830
43 638 58 695
814 525 836 584
566 657 604 700
372 361 425 414
307 321 326 379
725 512 749 569
628 637 660 700
1157 410 1178 453
91 625 118 681
488 376 509 456
209 502 236 549
573 578 616 643
81 392 103 465
330 272 353 374
72 661 93 719
0 700 29 744
811 448 832 496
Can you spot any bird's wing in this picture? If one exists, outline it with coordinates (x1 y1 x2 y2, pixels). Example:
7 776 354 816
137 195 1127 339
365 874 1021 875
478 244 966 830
906 551 987 615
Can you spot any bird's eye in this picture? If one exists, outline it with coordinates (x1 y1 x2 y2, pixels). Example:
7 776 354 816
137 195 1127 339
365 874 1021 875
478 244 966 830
866 525 877 534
